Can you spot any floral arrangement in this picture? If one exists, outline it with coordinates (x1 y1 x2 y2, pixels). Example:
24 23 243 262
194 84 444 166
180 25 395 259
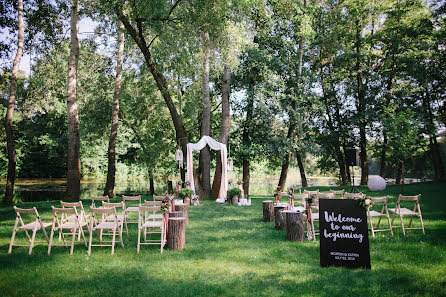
356 196 375 210
275 186 281 196
161 197 170 213
288 187 294 196
168 194 175 202
305 196 313 206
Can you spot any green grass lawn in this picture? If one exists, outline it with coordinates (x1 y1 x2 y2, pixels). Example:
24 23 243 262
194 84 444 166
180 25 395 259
1 182 445 297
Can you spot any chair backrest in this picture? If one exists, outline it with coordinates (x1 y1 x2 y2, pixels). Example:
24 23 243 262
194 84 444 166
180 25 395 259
330 189 345 197
318 192 335 199
144 200 162 206
304 190 319 196
60 201 87 221
91 195 110 207
370 196 389 204
279 192 288 197
51 206 79 224
123 195 141 202
396 194 421 208
292 193 308 206
13 206 44 228
153 195 165 201
344 192 364 199
139 205 162 213
102 201 125 213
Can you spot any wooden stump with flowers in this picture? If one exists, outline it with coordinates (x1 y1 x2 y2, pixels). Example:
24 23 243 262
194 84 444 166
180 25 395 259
179 188 194 206
274 186 281 204
228 188 242 205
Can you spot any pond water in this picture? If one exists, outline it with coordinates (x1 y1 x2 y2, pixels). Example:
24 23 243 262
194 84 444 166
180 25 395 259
0 175 422 203
0 176 339 203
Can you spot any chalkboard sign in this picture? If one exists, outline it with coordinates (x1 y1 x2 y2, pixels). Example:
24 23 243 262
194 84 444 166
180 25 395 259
319 199 371 269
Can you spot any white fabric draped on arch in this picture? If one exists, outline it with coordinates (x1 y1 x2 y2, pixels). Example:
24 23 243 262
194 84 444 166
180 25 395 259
186 136 228 201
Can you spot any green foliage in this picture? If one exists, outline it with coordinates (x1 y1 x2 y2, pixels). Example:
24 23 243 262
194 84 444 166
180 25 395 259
179 188 194 198
228 187 242 198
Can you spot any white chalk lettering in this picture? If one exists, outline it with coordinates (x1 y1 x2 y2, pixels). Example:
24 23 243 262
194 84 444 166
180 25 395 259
324 211 362 223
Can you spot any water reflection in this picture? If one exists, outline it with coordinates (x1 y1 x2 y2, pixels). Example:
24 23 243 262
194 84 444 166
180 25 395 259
1 176 339 203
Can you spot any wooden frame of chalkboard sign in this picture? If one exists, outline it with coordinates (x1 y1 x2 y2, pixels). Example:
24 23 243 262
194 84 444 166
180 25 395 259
319 199 371 269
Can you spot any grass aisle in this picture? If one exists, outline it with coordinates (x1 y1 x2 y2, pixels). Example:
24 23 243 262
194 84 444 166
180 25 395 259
0 182 445 296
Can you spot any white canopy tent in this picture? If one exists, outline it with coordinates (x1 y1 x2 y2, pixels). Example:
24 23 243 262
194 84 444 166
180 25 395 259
186 136 228 202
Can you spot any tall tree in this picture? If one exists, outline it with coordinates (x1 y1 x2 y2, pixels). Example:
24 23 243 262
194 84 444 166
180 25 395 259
198 31 211 199
211 65 231 198
104 21 125 198
4 0 24 205
65 0 81 201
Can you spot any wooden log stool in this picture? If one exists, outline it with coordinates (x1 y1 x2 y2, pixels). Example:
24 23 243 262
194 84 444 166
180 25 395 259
283 210 305 242
167 217 186 250
169 211 183 218
274 205 287 230
174 204 189 224
263 200 274 222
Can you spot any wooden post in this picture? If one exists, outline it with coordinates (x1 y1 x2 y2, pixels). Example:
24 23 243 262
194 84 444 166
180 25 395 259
168 180 173 194
262 200 274 222
167 217 186 250
169 211 182 218
284 210 305 242
174 204 189 224
274 205 286 230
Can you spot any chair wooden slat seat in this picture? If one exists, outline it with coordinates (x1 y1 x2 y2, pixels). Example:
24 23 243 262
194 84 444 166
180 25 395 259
366 196 393 237
389 194 424 235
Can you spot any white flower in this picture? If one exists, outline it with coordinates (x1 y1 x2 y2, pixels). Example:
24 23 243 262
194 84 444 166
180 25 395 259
365 199 371 205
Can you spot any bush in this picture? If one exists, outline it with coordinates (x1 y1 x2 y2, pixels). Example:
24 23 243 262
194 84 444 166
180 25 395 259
179 188 194 198
228 187 242 198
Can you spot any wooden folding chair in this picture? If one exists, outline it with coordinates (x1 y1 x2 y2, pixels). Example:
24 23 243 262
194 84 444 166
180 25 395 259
308 207 319 241
304 190 320 210
9 206 51 255
330 189 345 199
88 206 124 255
389 194 425 235
48 206 87 255
344 192 364 199
292 193 308 209
367 196 393 237
318 192 335 199
137 205 166 254
102 201 128 235
91 195 110 207
122 195 141 225
153 195 165 201
60 201 90 241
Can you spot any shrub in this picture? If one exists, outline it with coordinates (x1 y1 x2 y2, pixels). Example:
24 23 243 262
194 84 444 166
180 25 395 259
228 187 242 198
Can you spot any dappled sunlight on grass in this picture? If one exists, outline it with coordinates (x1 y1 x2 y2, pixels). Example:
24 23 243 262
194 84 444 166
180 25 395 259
0 182 445 296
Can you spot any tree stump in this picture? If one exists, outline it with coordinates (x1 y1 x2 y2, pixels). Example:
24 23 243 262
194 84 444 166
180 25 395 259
183 197 191 206
169 211 182 218
262 200 274 222
284 210 305 242
274 205 286 230
174 204 189 224
167 217 186 250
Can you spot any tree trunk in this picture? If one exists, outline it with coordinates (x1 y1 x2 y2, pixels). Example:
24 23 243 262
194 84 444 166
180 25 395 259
117 11 189 176
199 31 211 199
174 204 189 224
354 18 368 186
285 211 305 242
242 69 255 197
65 0 81 201
296 152 308 187
4 0 24 205
429 136 445 180
149 173 154 196
380 130 387 177
278 120 295 189
396 161 403 185
211 65 231 199
104 22 124 198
